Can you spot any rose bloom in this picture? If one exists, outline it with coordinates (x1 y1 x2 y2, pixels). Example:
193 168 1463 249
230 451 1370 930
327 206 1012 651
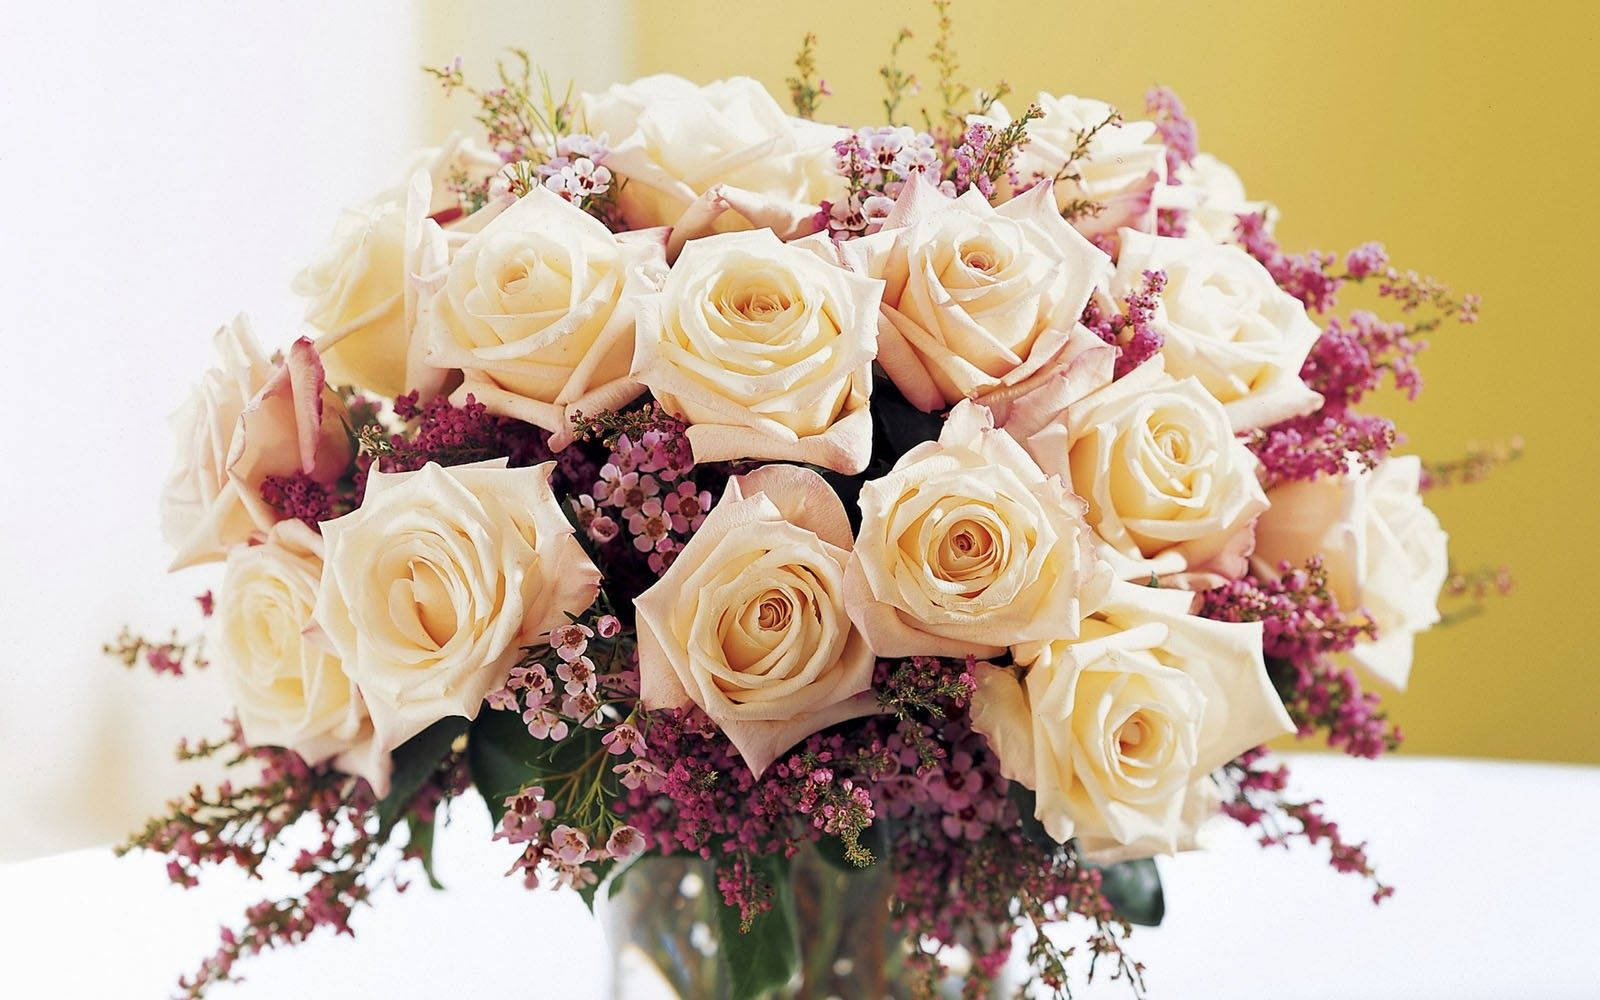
847 400 1109 659
632 229 882 474
294 135 503 398
1152 153 1278 245
837 178 1111 412
214 520 385 789
579 74 846 238
981 94 1166 242
1113 228 1322 431
1251 454 1448 688
971 580 1294 861
635 465 876 776
1006 357 1268 587
162 318 352 570
421 185 668 448
314 459 600 756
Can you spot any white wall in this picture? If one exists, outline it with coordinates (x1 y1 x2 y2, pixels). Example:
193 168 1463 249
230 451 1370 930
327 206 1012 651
419 0 635 137
0 2 422 860
0 0 635 862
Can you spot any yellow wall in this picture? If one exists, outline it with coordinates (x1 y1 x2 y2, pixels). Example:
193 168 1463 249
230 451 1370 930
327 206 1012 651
419 0 1600 761
628 0 1600 763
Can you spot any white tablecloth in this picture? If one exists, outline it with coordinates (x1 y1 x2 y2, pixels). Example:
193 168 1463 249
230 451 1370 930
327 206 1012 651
3 754 1596 998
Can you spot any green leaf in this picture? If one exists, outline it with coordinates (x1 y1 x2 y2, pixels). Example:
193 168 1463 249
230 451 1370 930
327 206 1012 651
871 376 946 459
604 861 632 901
716 854 799 1000
405 813 445 891
375 716 468 835
467 705 610 824
467 706 548 824
1008 782 1057 849
1088 857 1165 927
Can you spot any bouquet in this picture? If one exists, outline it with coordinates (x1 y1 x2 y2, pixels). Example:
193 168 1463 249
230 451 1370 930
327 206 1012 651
117 9 1512 998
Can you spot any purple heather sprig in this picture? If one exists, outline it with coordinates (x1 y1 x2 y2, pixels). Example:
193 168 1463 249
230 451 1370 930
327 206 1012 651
1422 438 1525 490
1203 557 1375 665
1219 748 1393 904
424 52 628 228
104 626 208 677
1081 270 1168 379
1301 310 1423 406
785 32 830 120
259 471 336 526
1202 558 1401 758
1155 206 1188 238
1248 409 1397 482
1145 85 1198 179
1235 213 1344 314
423 48 572 166
1226 208 1470 484
624 655 984 872
952 104 1042 199
118 717 464 998
1435 563 1517 627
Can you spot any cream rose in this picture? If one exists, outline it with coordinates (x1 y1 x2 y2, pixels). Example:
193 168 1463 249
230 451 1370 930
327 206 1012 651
635 465 876 775
579 74 846 240
1152 153 1278 246
1251 455 1448 688
846 400 1110 659
1006 357 1268 587
972 581 1294 861
421 185 668 448
1114 228 1322 431
294 135 504 399
983 94 1166 242
837 178 1111 412
632 228 881 474
314 459 600 756
215 520 385 789
162 318 352 570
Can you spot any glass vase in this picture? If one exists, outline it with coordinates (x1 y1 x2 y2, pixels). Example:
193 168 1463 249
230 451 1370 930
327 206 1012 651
600 848 1018 999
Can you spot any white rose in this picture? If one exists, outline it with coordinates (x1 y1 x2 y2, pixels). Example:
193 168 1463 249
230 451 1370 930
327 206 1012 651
1006 357 1268 587
1114 228 1322 431
214 520 384 787
984 94 1166 242
294 135 505 398
1152 153 1278 245
579 74 846 239
1251 455 1448 688
161 318 352 570
632 228 881 474
635 465 876 776
314 459 600 761
847 400 1111 659
971 580 1294 861
837 179 1111 412
422 186 668 448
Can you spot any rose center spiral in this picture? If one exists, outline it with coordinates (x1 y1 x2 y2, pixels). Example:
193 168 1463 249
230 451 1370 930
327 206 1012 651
730 288 791 322
962 249 997 274
754 589 793 632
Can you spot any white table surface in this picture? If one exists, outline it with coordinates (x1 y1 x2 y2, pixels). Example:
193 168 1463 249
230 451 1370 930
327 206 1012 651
3 754 1596 999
